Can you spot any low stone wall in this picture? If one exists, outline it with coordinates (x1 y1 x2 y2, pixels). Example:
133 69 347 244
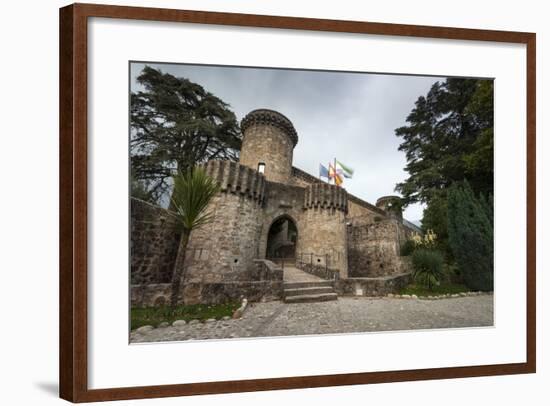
296 253 342 280
296 262 340 280
253 259 284 281
181 280 284 305
131 280 284 307
131 284 173 307
131 259 284 307
335 273 412 297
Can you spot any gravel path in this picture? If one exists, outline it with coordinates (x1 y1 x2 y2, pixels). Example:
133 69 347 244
130 295 493 343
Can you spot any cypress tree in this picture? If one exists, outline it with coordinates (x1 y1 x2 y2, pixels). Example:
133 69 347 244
447 181 493 291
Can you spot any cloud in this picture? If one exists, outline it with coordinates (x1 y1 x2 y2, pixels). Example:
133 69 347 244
131 62 444 222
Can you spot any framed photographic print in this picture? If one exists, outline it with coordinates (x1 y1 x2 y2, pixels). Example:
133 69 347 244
59 3 536 402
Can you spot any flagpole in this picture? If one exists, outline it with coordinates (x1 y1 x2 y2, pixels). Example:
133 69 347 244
334 157 337 187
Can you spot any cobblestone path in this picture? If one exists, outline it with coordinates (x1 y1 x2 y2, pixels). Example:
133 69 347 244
130 295 493 343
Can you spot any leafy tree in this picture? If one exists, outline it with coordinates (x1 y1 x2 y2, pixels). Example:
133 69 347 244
447 181 493 291
131 66 241 204
395 78 494 205
169 168 221 307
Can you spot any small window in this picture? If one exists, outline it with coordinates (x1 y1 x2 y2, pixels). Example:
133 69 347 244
257 162 266 174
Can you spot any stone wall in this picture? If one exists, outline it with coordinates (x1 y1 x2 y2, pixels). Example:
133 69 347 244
130 198 181 285
239 109 297 184
335 273 412 297
131 259 283 306
131 283 173 307
291 166 321 187
347 195 387 222
347 218 412 277
181 259 284 304
184 161 265 283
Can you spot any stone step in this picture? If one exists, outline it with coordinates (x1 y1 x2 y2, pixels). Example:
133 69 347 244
284 280 333 289
284 292 338 304
284 286 334 297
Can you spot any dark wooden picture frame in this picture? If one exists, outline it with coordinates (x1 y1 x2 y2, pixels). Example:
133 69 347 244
59 3 536 402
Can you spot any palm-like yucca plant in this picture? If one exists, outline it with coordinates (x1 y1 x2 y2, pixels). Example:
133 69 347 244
169 167 220 307
411 249 444 291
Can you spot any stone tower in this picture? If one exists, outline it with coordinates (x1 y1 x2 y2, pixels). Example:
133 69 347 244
299 183 349 278
239 109 298 184
376 195 403 220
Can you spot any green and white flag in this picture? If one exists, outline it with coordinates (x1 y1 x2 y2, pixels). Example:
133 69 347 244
335 160 354 178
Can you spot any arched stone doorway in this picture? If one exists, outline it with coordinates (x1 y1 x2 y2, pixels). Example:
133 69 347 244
266 216 298 260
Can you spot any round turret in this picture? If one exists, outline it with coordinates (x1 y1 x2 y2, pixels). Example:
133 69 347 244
183 160 266 290
239 109 298 184
376 195 403 220
300 183 349 278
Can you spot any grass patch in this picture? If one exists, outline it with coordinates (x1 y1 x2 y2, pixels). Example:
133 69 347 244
131 301 240 330
399 282 470 297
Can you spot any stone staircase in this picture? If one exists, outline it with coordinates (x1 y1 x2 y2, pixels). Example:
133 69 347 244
283 280 338 303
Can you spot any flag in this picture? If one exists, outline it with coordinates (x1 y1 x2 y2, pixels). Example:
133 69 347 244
328 163 336 178
334 173 343 186
336 160 354 178
328 163 343 186
319 163 329 178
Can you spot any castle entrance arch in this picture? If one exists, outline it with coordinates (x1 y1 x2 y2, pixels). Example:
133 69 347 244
265 215 298 263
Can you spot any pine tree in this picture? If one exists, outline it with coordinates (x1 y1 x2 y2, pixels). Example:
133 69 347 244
447 181 493 291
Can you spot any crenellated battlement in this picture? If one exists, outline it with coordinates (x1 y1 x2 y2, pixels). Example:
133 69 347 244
200 160 265 203
303 183 348 212
241 109 299 147
375 195 403 219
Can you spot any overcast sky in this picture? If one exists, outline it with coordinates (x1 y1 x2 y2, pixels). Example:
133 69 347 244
130 62 444 222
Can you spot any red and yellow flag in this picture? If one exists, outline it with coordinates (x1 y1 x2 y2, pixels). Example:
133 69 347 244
328 163 343 186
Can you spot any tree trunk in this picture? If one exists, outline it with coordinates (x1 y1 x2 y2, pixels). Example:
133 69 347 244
170 229 190 307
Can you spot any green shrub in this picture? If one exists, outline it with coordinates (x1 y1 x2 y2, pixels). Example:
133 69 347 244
448 181 493 291
421 195 453 259
411 249 444 290
442 262 462 284
400 239 416 256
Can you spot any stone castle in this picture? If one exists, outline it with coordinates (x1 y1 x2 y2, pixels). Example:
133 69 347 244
131 109 420 306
